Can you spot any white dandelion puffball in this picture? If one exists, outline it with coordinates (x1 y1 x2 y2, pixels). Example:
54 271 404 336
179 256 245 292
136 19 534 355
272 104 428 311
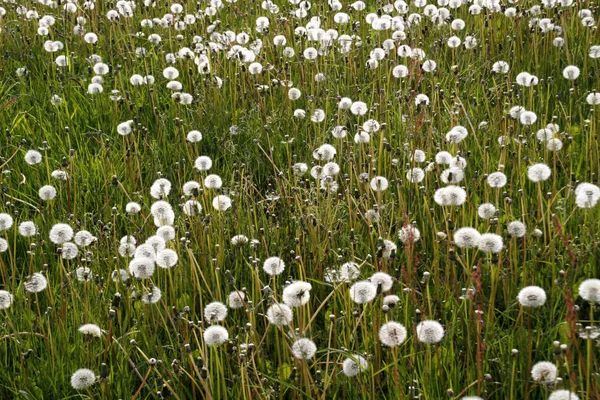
228 291 246 309
398 225 420 244
563 65 580 80
194 156 213 171
291 338 317 360
212 195 232 211
71 369 96 390
156 249 178 268
24 273 48 293
527 163 551 182
477 233 504 253
434 185 467 206
79 324 102 337
0 290 14 310
204 301 228 322
18 221 37 237
579 279 600 303
507 221 526 238
74 230 96 247
266 303 293 326
263 256 285 276
370 272 394 292
128 257 156 279
49 223 74 244
0 238 7 253
370 176 389 192
349 281 377 304
379 322 407 347
25 150 43 165
203 325 229 346
342 355 368 377
548 390 580 400
0 214 13 231
416 320 445 344
283 281 312 307
517 286 547 308
38 185 57 201
487 172 507 188
478 203 497 219
531 361 557 384
454 227 481 249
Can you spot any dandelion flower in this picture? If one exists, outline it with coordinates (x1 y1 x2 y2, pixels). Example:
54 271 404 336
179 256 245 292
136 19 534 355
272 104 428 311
228 291 246 309
398 225 420 243
38 185 57 201
563 65 580 80
579 279 600 303
379 322 407 347
0 290 13 309
527 163 551 182
477 233 504 253
18 221 37 237
416 320 445 344
156 249 178 268
0 214 14 231
79 324 102 337
342 355 368 377
454 227 481 249
25 150 43 165
370 272 393 292
517 286 547 307
212 195 232 211
49 223 74 244
507 221 526 238
203 325 229 346
128 258 155 279
548 390 580 400
478 203 497 219
263 257 285 276
349 281 377 304
266 303 293 326
70 369 95 390
204 302 228 322
291 338 317 360
531 361 557 384
283 281 312 307
487 172 507 188
24 273 48 293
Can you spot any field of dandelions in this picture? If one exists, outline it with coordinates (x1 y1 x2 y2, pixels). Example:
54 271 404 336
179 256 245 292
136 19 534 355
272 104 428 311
1 0 600 399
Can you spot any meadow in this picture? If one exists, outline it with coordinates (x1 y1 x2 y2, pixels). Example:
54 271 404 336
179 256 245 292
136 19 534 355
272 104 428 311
0 0 600 399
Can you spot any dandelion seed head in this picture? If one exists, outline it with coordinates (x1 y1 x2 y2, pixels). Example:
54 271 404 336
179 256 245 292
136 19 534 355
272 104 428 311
266 303 293 326
531 361 557 384
70 369 95 390
203 325 229 346
548 390 580 400
24 272 47 293
517 286 547 307
79 324 102 337
204 301 228 322
579 279 600 303
49 223 74 244
0 290 14 309
379 322 407 347
342 355 368 377
291 338 317 360
283 281 312 307
416 320 445 344
349 281 377 304
454 227 481 249
140 286 161 304
263 256 285 275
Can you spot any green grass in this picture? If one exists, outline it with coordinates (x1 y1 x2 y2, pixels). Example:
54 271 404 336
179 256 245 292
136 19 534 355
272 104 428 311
0 1 600 399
